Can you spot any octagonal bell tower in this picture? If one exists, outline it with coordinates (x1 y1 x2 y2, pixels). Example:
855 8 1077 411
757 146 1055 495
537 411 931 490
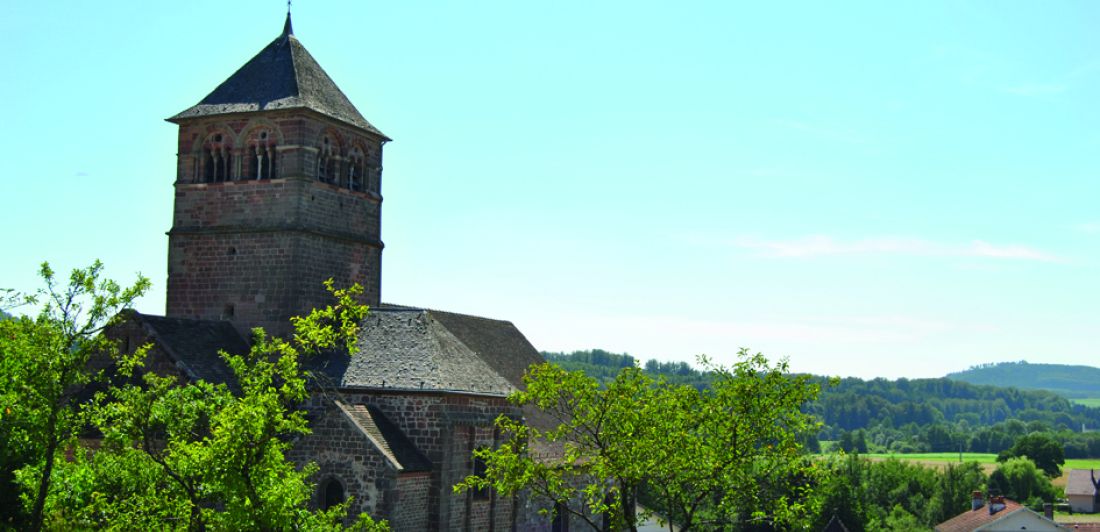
165 14 389 336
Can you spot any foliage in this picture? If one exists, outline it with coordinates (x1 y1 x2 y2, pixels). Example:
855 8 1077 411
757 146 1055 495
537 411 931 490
807 376 1100 438
544 349 1100 458
987 457 1057 505
3 269 386 530
837 430 868 454
457 349 821 531
947 360 1100 399
0 261 150 530
996 432 1065 477
541 349 712 388
809 455 987 530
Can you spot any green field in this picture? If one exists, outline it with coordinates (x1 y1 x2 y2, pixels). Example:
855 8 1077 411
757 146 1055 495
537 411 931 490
864 452 1100 470
865 452 997 463
1071 397 1100 408
863 453 1100 489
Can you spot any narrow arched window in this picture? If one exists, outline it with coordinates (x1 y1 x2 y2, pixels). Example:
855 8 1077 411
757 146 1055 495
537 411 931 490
201 133 233 183
347 147 365 191
321 478 345 510
551 502 568 532
317 135 339 184
246 129 278 180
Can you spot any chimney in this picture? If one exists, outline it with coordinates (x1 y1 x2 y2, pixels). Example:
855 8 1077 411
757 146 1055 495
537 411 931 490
989 496 1006 515
971 490 984 511
1043 503 1053 520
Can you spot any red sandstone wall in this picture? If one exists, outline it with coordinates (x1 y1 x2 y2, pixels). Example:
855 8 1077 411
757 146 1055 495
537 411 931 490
167 112 384 335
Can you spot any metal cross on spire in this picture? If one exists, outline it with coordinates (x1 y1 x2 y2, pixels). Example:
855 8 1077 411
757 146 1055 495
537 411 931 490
283 0 294 36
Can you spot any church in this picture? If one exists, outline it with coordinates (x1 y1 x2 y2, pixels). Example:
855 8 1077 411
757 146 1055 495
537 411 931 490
111 14 562 531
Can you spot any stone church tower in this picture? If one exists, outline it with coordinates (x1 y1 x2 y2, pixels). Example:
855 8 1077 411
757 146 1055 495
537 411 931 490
165 14 387 335
105 14 567 529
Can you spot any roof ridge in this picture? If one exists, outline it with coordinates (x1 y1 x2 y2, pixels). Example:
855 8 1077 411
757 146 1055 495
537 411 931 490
168 18 388 139
377 303 513 325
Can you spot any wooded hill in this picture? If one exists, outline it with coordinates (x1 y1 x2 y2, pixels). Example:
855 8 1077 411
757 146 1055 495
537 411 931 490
946 360 1100 399
542 350 1100 457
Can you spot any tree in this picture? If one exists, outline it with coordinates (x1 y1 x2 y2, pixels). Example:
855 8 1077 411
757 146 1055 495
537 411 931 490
455 349 821 531
838 431 855 453
853 429 869 454
0 261 149 530
997 432 1064 477
808 455 987 530
33 280 385 530
987 457 1055 505
3 268 386 530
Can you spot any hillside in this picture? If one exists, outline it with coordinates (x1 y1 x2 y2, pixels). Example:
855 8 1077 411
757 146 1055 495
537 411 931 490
946 361 1100 399
543 349 1100 457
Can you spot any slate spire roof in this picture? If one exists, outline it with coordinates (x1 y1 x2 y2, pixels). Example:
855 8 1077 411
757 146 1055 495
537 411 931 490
169 13 388 139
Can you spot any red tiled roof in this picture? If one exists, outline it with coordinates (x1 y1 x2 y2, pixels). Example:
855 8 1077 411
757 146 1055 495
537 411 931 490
935 499 1026 532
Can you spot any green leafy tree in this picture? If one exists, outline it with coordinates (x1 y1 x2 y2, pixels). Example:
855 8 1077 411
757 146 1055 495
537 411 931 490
456 349 821 531
809 455 987 530
3 268 386 530
996 432 1065 477
988 456 1056 505
0 261 149 530
874 504 922 531
32 280 385 530
853 429 868 454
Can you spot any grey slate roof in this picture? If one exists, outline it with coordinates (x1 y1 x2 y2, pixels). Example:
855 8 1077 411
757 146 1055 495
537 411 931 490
130 312 250 385
128 308 560 459
312 306 541 396
169 14 388 139
1067 469 1100 496
132 305 544 396
336 401 431 473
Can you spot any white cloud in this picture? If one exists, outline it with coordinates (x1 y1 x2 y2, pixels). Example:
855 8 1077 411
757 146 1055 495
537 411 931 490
732 235 1062 262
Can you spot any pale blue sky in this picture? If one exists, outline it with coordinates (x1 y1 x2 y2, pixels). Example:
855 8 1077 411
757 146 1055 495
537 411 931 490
2 1 1098 378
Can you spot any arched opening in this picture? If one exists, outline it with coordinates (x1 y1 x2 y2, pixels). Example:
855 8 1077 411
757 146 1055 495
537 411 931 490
551 501 568 532
317 135 339 184
321 478 345 510
200 133 233 183
245 128 278 180
347 146 365 191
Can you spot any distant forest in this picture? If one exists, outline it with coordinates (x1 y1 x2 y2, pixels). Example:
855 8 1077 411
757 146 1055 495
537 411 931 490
946 360 1100 399
541 350 1100 457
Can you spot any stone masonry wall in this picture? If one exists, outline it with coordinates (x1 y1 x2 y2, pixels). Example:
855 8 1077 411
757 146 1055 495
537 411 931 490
392 472 431 531
167 111 383 336
287 400 398 522
298 391 527 531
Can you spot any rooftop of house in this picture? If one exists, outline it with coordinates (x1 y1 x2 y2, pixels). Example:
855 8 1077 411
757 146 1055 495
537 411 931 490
935 496 1068 532
168 13 388 139
1066 469 1100 497
936 498 1025 532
